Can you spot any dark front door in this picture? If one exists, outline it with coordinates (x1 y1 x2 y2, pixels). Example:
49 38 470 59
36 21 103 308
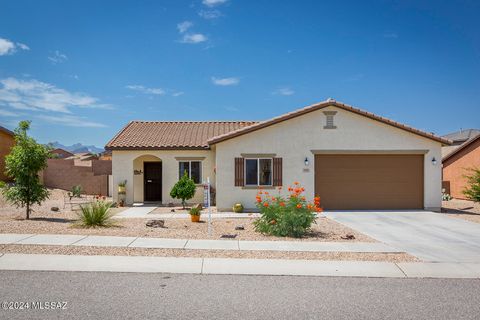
144 162 162 202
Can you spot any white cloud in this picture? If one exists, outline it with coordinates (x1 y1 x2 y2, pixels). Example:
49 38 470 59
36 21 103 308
48 50 68 64
198 9 223 19
126 85 165 95
211 77 239 86
180 33 208 44
0 108 19 117
0 77 105 113
272 87 295 96
203 0 228 7
172 91 184 97
16 42 30 50
37 114 106 128
0 38 30 56
177 21 193 33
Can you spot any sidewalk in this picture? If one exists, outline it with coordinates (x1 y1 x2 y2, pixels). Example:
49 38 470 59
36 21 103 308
0 253 479 278
0 233 400 253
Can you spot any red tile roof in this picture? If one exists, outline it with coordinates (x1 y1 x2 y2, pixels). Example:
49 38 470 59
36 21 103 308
208 100 452 145
105 121 258 150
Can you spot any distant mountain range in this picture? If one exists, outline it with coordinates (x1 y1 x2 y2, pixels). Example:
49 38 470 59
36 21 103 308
48 141 104 154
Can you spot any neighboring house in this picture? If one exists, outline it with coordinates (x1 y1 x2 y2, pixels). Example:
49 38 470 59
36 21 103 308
0 126 15 181
442 133 480 199
106 100 451 211
50 148 74 159
441 129 480 158
99 150 112 160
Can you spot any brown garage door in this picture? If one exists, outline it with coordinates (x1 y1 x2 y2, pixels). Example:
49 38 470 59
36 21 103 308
315 154 423 210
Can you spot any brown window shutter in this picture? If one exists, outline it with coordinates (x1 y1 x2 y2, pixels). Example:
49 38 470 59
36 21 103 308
234 158 244 186
273 157 283 186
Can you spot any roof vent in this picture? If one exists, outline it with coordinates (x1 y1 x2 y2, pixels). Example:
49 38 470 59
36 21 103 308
326 97 335 102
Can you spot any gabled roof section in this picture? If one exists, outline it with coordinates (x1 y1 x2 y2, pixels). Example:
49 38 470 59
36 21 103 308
442 129 480 143
208 100 452 146
0 125 14 136
105 121 258 150
442 133 480 163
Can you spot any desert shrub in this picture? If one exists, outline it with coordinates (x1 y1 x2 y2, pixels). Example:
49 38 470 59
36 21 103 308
253 183 322 238
77 201 114 227
0 181 5 189
170 172 196 209
463 167 480 202
72 185 82 197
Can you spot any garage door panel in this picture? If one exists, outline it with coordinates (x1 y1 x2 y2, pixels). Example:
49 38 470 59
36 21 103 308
315 155 423 210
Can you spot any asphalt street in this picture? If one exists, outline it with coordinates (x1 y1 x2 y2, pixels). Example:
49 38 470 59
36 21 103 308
1 271 479 320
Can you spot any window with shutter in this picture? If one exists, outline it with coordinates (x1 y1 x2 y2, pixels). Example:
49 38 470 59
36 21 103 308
234 157 244 186
273 157 283 186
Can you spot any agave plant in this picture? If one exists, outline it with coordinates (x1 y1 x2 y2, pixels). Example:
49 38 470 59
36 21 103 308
77 201 114 227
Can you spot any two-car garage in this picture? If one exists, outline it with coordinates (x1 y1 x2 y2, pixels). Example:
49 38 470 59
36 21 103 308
314 154 424 210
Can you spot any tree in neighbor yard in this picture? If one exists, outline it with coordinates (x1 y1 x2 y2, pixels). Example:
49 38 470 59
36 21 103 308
463 167 480 202
2 121 50 219
170 171 196 209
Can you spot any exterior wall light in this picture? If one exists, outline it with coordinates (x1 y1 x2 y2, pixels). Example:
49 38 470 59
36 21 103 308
304 157 309 166
431 157 437 165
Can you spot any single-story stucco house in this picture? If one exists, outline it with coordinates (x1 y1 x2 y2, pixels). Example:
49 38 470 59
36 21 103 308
105 99 451 211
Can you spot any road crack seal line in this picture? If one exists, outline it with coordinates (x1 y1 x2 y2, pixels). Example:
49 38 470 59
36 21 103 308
394 263 408 277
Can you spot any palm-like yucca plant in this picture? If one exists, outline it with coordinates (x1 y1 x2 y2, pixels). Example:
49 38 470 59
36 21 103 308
77 201 114 227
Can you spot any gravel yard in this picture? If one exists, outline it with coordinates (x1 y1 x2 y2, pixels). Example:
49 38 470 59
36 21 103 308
0 244 417 262
0 189 374 242
442 199 480 224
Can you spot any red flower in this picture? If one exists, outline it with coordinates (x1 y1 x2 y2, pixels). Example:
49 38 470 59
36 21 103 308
296 204 302 209
294 181 299 185
279 202 285 207
263 202 269 207
270 219 276 225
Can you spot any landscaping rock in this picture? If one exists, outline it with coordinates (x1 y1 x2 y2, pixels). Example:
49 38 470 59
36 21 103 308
171 209 175 212
341 234 356 240
50 207 59 212
220 234 237 239
146 219 165 228
235 225 245 230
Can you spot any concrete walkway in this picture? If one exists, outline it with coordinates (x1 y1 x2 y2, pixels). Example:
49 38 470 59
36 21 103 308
324 211 480 263
0 233 400 253
0 253 479 278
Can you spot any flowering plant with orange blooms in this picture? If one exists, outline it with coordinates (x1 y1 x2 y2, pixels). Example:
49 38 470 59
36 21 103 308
253 182 323 238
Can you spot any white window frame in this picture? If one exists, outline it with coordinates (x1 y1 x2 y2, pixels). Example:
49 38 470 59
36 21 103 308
178 160 202 184
244 158 273 187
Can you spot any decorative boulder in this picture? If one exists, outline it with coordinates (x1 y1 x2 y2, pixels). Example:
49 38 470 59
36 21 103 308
232 203 243 213
51 207 59 212
146 219 165 228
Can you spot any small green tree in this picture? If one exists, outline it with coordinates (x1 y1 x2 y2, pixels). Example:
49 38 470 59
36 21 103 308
463 167 480 202
170 171 196 209
2 121 50 219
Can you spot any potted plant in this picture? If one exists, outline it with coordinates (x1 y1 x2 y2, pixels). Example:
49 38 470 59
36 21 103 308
189 206 201 222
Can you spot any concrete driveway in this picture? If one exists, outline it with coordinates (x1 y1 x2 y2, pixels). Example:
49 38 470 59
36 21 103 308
324 211 480 262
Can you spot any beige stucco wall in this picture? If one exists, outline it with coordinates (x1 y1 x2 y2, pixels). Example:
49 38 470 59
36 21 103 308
214 105 443 211
112 150 215 205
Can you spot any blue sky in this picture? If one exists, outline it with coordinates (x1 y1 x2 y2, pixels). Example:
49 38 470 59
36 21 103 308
0 0 479 147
